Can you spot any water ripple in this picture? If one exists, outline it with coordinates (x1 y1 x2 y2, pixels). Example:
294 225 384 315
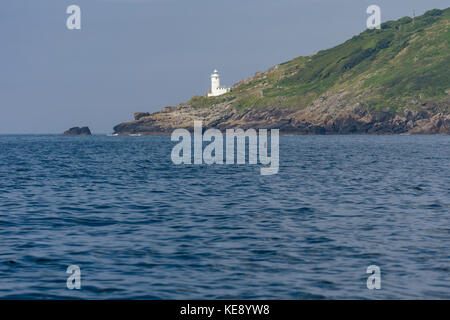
0 134 449 299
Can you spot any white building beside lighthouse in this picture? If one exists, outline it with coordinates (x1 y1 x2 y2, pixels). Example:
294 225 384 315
207 69 231 97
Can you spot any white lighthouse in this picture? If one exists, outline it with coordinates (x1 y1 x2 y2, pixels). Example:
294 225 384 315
207 69 230 97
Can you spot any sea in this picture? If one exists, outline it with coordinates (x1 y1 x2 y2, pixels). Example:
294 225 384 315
0 134 449 299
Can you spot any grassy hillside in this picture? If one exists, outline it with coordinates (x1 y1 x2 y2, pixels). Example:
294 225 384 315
189 8 450 114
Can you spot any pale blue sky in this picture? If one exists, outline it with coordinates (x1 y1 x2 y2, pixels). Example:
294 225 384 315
1 0 448 133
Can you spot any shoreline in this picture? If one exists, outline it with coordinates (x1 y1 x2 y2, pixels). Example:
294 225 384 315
111 131 449 136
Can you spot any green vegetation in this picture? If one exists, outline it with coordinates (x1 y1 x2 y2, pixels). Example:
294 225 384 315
189 8 450 113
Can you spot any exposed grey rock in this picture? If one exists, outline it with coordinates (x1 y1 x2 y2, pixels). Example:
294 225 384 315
134 112 151 120
113 93 450 135
63 126 91 135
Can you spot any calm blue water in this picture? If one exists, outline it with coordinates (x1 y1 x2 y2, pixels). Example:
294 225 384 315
0 134 449 299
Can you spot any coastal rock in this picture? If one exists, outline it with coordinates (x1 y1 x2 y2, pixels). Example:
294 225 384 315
134 112 151 121
63 126 92 135
113 95 450 135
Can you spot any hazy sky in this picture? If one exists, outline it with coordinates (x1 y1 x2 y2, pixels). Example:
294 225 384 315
1 0 448 133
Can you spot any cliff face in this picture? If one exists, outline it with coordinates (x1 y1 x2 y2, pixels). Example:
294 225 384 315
114 8 450 135
113 95 450 134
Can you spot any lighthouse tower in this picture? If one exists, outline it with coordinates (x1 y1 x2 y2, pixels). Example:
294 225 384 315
207 69 231 97
211 70 220 93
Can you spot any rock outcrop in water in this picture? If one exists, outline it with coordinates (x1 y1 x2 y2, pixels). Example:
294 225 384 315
63 126 92 135
113 8 450 135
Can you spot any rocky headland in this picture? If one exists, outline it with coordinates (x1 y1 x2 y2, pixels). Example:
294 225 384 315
114 8 450 135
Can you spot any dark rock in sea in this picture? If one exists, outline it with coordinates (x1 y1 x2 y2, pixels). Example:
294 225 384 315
63 126 92 135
